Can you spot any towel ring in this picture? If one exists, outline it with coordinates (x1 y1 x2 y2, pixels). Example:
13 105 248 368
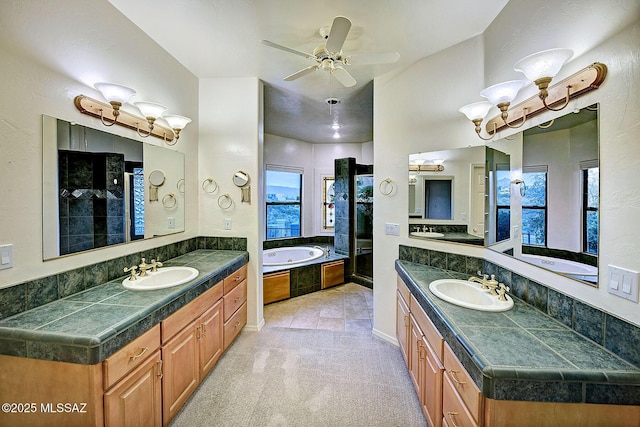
379 178 395 196
162 193 177 208
217 193 233 210
177 179 185 194
512 179 527 197
202 178 218 194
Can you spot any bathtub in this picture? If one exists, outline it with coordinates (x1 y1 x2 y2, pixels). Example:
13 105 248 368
519 254 598 281
263 246 324 266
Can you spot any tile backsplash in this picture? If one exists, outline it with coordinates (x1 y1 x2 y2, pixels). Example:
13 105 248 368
399 244 640 368
0 236 247 320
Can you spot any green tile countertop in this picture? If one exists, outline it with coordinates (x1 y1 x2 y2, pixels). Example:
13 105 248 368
396 260 640 405
0 250 248 365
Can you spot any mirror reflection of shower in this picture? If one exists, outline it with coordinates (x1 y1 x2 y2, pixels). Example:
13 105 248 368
355 174 374 279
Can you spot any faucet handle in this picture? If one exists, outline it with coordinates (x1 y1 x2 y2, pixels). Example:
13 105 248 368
123 265 138 281
498 283 510 301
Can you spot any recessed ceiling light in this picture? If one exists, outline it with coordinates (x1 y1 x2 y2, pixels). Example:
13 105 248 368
325 97 340 105
333 132 340 139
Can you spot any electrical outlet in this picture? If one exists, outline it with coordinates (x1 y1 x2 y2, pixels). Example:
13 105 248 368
224 218 232 230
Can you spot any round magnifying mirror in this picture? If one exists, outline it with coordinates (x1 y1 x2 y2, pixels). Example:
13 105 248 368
149 170 166 187
233 171 250 187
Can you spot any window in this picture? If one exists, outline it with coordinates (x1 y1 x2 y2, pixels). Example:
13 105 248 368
582 162 599 255
424 179 452 220
521 166 547 246
495 165 511 242
322 177 335 230
265 167 302 239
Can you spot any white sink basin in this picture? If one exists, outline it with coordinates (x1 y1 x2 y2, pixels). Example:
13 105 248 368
122 267 199 291
411 231 445 238
428 279 513 312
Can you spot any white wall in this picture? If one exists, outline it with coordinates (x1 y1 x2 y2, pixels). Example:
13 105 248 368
0 0 199 288
199 78 263 330
374 0 640 342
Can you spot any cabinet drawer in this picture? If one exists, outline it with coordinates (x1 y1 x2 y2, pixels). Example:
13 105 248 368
223 301 247 350
397 276 411 306
444 342 482 424
224 265 247 294
264 271 290 304
103 324 161 390
411 294 444 361
443 372 478 427
162 281 223 343
321 260 344 289
224 278 247 321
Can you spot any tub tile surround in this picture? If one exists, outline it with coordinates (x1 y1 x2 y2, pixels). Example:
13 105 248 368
0 246 249 364
397 244 640 405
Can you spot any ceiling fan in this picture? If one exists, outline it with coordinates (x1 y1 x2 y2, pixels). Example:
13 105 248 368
261 16 400 88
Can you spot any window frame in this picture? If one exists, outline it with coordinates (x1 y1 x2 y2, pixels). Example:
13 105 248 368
521 165 548 247
265 165 303 240
581 161 599 255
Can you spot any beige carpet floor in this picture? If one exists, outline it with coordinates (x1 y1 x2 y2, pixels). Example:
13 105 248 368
169 284 427 427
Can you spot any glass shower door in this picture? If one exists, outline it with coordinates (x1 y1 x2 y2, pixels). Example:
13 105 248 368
355 175 374 279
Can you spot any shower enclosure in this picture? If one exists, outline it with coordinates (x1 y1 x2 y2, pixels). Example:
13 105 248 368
354 174 374 280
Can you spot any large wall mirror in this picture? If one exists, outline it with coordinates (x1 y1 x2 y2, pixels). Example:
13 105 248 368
408 146 487 246
487 104 599 286
42 115 185 260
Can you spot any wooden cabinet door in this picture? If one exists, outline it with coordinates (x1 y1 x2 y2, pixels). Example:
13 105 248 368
396 290 410 366
104 350 162 427
162 323 200 425
422 337 444 427
199 299 224 378
409 314 423 396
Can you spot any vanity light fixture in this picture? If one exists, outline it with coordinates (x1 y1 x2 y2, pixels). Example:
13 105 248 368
459 53 607 140
514 48 574 111
134 101 167 138
409 159 444 173
163 115 192 145
93 82 136 127
74 82 191 144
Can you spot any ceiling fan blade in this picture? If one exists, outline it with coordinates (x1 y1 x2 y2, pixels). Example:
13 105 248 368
332 66 356 87
325 16 351 53
283 65 318 81
348 52 400 65
261 40 315 60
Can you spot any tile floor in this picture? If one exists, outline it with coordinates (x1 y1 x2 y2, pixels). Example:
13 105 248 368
263 282 373 331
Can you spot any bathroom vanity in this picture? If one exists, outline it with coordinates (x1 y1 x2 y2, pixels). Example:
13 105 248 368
396 260 640 427
0 249 248 427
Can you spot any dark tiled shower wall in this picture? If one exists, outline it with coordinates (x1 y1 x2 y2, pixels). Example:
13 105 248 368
399 244 640 368
0 236 247 321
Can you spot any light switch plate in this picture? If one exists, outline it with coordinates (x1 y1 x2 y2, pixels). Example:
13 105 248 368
0 244 13 270
384 223 400 236
607 265 639 303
